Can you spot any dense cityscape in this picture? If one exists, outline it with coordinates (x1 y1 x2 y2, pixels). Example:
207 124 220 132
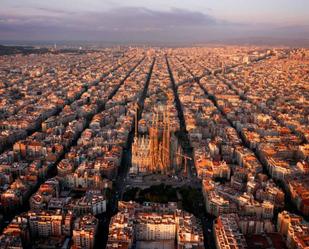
0 46 307 249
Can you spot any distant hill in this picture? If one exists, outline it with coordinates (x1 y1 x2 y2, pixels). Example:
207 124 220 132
0 45 49 55
0 44 97 55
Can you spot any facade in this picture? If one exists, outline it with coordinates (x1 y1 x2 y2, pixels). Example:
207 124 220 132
73 190 107 215
277 211 309 249
135 213 176 240
213 214 247 249
72 214 98 249
106 201 204 249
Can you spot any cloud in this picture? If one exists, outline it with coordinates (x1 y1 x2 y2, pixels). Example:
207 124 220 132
0 7 217 40
95 7 216 30
0 6 308 43
34 7 77 15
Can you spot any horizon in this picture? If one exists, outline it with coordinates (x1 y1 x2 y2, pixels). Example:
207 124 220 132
0 0 309 45
1 37 309 48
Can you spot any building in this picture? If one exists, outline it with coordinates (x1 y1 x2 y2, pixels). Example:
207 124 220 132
72 214 98 249
277 211 309 249
131 107 183 175
73 190 107 215
213 214 247 249
106 201 204 249
28 210 64 238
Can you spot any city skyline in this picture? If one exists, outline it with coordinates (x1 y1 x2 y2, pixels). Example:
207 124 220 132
0 43 308 249
0 1 308 249
1 0 309 44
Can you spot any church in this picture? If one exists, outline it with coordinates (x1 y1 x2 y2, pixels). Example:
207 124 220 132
130 107 183 175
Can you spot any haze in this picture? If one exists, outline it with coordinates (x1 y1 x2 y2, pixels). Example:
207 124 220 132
1 0 309 44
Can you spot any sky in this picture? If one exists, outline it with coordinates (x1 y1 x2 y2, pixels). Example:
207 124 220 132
0 0 309 44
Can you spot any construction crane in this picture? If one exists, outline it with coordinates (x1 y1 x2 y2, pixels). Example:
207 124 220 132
175 151 192 177
161 147 192 176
